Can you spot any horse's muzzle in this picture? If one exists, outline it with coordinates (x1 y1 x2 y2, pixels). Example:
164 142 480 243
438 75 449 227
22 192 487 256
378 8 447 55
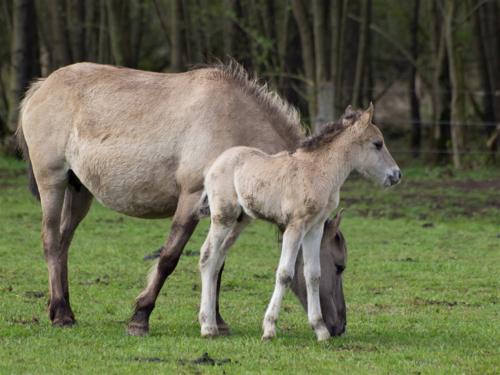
386 168 401 186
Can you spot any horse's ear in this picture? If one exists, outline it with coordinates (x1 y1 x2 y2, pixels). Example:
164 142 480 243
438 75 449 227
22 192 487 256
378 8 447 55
341 105 356 127
344 105 355 117
331 208 344 232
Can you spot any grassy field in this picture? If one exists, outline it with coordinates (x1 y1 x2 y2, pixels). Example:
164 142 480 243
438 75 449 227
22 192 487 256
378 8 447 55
0 154 499 374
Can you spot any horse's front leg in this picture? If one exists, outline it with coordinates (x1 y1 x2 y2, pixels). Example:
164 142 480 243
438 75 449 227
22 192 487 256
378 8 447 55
302 224 330 341
128 192 200 336
262 223 304 340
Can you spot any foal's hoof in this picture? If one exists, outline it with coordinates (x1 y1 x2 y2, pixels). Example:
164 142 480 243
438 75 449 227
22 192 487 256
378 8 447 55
52 317 76 327
261 331 276 341
201 325 219 338
127 322 149 336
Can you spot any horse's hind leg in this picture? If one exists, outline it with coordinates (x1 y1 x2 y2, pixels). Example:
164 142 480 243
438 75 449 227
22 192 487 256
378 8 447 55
58 183 93 323
36 174 70 326
128 192 200 336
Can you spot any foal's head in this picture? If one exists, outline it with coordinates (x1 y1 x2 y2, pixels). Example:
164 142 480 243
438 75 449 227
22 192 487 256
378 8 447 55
344 103 401 187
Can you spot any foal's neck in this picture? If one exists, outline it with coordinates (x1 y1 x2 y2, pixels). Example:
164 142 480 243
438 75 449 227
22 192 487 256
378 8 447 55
297 140 354 191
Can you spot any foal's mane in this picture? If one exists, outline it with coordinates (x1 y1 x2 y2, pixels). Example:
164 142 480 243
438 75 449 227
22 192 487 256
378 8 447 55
299 110 361 152
204 60 305 147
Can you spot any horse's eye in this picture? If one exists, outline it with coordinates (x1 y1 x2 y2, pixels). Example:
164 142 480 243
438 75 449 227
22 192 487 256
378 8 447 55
336 264 345 275
373 141 383 150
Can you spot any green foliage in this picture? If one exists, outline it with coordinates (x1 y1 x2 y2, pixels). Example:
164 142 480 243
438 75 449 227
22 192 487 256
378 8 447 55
0 155 498 373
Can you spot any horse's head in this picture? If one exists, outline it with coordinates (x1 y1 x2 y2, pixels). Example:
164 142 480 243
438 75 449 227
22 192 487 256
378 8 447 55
344 103 401 187
319 209 347 336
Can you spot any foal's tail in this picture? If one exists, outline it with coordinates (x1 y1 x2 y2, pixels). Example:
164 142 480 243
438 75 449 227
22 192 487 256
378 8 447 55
15 79 46 201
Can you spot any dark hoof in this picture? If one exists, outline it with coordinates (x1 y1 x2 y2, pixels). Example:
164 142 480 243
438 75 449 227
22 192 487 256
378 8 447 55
217 324 231 336
52 317 76 327
329 323 346 337
127 322 149 336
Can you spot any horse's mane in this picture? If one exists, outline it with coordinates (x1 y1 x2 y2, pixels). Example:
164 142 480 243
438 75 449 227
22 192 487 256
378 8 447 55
299 110 361 152
203 60 304 147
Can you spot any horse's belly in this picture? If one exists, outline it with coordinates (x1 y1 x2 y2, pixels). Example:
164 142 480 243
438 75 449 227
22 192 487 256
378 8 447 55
70 146 182 218
94 181 179 219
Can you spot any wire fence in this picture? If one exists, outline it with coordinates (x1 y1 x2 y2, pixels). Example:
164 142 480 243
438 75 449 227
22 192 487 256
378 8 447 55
390 149 496 155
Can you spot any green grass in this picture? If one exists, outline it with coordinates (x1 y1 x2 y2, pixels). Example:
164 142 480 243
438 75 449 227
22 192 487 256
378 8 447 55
0 155 499 374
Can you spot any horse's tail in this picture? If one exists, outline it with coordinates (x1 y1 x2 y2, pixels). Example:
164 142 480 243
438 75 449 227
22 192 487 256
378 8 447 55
15 78 46 201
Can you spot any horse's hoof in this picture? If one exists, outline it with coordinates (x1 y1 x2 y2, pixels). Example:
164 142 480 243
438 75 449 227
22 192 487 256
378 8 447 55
127 322 149 336
217 325 231 336
201 325 219 338
52 317 76 327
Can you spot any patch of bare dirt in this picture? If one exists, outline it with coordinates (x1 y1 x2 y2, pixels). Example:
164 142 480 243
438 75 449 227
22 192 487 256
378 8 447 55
10 316 39 324
24 291 45 299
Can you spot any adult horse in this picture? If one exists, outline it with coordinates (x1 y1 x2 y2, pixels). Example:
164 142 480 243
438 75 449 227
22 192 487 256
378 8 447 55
17 62 346 336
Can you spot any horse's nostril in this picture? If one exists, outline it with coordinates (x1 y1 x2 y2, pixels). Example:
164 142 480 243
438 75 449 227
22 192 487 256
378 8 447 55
397 170 402 180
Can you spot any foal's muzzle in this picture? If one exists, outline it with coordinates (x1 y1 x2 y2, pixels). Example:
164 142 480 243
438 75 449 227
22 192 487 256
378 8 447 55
385 168 402 186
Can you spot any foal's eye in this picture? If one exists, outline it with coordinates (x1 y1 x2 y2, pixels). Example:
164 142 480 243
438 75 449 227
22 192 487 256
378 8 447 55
373 141 383 150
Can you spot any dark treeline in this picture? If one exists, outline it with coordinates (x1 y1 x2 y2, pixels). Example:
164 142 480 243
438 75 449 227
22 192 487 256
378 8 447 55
0 0 499 166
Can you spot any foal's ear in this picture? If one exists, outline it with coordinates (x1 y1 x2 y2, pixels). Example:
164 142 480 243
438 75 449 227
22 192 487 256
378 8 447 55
359 102 374 125
344 105 355 117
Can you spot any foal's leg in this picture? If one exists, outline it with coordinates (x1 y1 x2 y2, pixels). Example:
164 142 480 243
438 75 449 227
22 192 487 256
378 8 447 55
199 215 250 337
128 192 200 336
302 225 330 341
262 223 304 340
58 185 93 325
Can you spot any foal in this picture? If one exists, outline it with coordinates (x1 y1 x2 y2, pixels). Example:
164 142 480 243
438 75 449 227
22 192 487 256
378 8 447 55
198 104 400 341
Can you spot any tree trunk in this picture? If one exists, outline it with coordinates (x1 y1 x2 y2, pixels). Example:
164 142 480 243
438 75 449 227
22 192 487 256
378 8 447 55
351 0 368 107
363 0 373 105
8 0 40 133
47 0 72 69
170 0 184 72
409 0 421 157
444 0 463 169
430 0 450 165
106 0 133 67
312 0 333 128
292 0 316 124
84 0 99 62
473 2 495 138
98 0 111 64
332 0 348 115
67 0 85 62
485 0 500 156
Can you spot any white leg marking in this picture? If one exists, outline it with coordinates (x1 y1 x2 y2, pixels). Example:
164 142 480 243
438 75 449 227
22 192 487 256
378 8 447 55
198 216 250 337
262 224 304 340
302 224 330 341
